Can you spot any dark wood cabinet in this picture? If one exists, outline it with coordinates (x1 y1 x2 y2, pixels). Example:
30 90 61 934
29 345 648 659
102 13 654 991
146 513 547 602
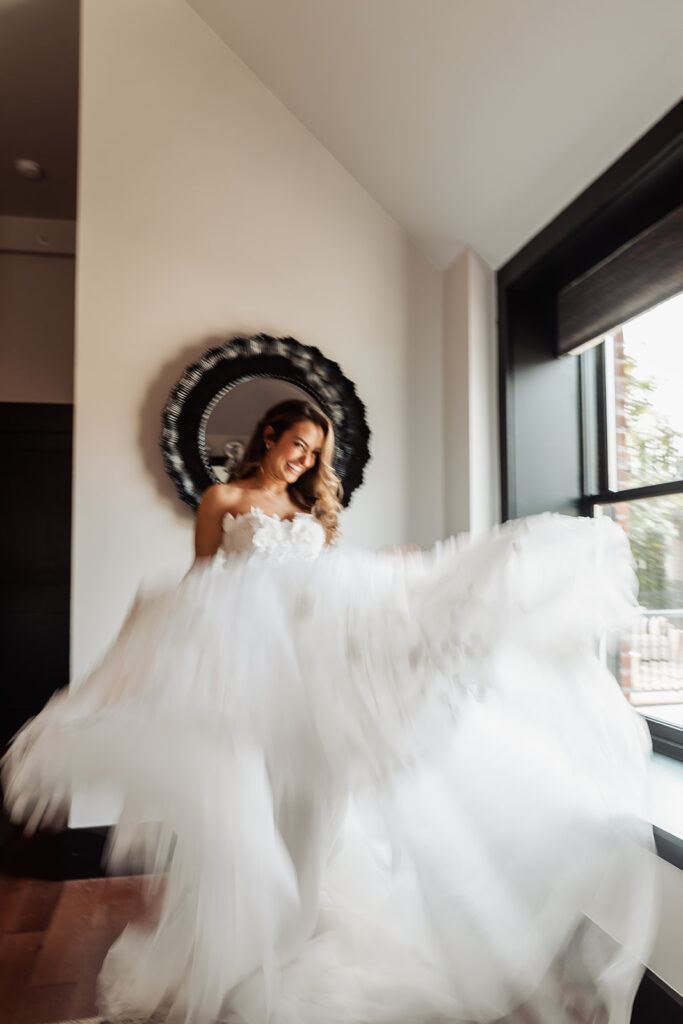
0 403 72 748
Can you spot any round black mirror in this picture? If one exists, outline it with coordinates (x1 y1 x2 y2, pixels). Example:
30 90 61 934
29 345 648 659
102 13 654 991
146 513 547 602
161 334 371 509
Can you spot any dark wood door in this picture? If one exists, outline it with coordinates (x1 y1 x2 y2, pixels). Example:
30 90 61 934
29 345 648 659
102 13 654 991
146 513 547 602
0 403 72 748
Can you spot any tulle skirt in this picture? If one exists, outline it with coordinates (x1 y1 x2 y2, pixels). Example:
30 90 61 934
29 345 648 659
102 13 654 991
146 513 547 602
3 514 658 1023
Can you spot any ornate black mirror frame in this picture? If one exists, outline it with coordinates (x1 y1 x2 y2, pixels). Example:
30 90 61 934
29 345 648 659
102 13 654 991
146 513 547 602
161 334 371 510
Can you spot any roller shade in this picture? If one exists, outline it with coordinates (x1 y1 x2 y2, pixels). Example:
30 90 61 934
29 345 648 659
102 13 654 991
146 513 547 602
557 201 683 356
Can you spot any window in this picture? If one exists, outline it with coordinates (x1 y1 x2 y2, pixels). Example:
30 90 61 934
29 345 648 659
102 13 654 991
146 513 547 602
581 291 683 741
498 97 683 779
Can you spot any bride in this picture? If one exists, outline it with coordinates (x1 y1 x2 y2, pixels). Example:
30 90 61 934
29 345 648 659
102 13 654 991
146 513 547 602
3 399 657 1024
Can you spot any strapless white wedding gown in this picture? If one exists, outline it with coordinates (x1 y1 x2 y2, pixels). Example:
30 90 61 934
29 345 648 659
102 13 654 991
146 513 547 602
3 510 658 1024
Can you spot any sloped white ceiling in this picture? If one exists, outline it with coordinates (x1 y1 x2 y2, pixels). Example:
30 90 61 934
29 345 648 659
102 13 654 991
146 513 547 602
188 0 683 269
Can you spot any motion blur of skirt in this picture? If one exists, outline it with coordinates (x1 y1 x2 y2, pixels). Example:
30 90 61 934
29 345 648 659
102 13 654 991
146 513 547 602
3 512 658 1023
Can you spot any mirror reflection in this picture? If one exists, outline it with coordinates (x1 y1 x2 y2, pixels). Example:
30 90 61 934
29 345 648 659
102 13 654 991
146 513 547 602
203 378 320 482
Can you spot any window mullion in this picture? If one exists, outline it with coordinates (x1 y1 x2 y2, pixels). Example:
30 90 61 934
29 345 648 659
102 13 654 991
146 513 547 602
595 341 610 495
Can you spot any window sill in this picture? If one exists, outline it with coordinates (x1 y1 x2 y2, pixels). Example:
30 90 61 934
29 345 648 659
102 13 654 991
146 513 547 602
649 753 683 871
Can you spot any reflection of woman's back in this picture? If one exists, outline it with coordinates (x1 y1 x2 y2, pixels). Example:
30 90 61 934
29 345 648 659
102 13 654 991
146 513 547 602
3 400 658 1024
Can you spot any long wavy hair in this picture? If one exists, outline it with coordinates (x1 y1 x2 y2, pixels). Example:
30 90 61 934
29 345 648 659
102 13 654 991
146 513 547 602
229 399 343 543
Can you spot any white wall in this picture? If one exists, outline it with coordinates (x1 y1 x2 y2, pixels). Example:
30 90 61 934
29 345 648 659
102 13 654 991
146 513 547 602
443 250 471 536
443 247 499 538
405 244 445 546
74 0 443 674
468 249 499 535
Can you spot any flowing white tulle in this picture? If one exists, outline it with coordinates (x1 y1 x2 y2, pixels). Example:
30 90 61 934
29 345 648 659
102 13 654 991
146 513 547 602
3 510 657 1024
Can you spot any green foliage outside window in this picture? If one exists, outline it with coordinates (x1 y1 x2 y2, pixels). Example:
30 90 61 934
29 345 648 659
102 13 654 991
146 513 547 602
623 355 683 609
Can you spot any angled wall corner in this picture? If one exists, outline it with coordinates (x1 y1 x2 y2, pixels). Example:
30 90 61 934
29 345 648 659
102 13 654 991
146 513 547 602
443 247 499 538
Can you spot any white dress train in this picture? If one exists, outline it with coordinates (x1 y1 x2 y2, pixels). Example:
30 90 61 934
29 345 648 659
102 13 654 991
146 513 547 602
3 510 658 1024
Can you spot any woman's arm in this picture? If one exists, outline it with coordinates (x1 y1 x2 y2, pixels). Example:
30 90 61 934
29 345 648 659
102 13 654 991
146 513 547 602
194 484 238 560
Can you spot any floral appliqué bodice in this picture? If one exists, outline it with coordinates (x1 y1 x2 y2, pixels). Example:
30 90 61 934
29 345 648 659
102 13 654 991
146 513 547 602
221 507 325 561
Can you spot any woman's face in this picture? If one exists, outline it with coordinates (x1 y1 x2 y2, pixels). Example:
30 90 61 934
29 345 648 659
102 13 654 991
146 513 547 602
265 419 325 484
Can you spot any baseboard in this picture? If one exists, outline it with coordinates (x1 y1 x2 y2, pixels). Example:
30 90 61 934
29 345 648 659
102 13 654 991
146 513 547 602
0 819 118 881
59 825 113 880
632 969 683 1022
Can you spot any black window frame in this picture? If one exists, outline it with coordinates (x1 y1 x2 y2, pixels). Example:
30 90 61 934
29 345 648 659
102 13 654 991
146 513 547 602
498 98 683 765
578 335 683 761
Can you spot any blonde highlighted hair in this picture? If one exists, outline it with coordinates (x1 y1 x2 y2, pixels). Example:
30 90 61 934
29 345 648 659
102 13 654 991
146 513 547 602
229 399 343 543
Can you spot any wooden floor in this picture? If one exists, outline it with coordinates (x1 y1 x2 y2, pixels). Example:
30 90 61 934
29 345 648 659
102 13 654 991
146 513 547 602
0 872 145 1024
0 824 681 1024
2 874 679 1024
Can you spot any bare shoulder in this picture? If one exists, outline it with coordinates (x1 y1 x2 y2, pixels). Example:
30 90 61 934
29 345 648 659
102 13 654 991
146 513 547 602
194 484 243 558
198 482 242 515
